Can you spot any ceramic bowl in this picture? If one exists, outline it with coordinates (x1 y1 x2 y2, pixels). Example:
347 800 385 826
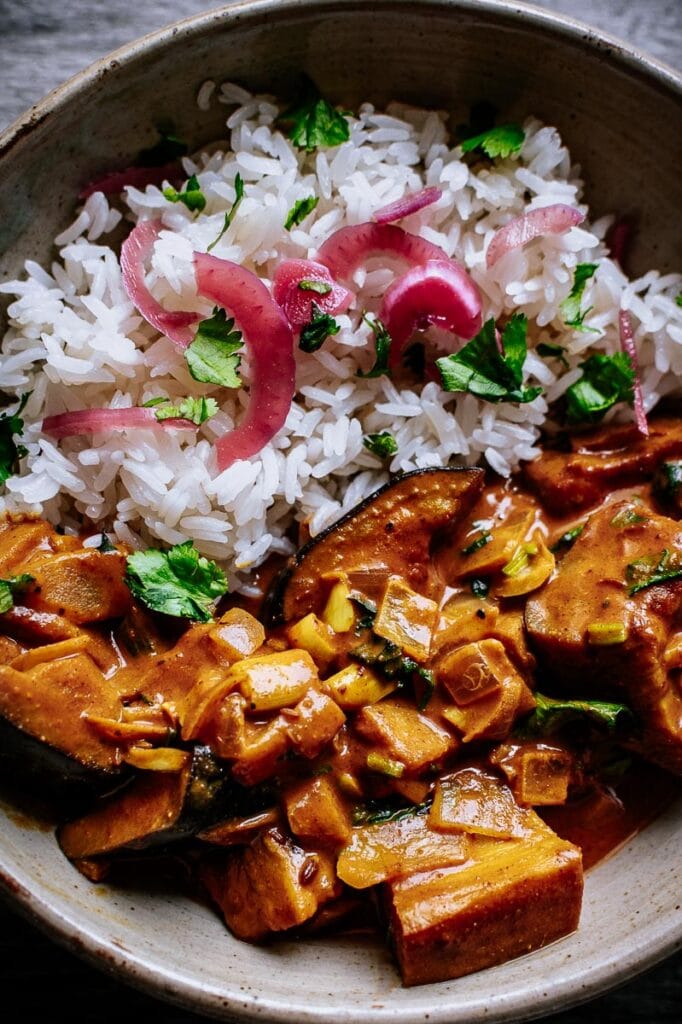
0 2 680 1021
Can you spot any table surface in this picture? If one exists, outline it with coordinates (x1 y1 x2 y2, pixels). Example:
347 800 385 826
1 1 681 1021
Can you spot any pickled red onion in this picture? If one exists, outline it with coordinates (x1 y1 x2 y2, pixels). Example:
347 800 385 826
272 259 353 329
373 187 442 224
194 252 296 471
317 222 448 281
619 309 648 437
606 217 633 268
120 220 198 347
379 260 483 367
80 162 183 200
42 408 195 439
486 204 585 269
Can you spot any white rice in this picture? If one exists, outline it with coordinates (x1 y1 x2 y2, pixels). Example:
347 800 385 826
1 87 681 590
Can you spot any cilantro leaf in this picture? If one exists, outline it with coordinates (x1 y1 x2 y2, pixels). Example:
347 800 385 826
436 315 542 404
284 196 319 230
537 341 569 368
551 523 585 553
676 293 682 307
351 637 434 710
207 173 244 252
560 262 598 330
298 279 331 295
0 393 30 486
280 77 350 152
626 548 682 595
185 308 244 388
163 174 206 213
0 574 35 614
519 692 635 737
363 431 398 459
461 124 525 159
150 396 218 426
357 315 392 378
299 302 340 353
138 127 188 167
565 352 634 424
352 800 430 827
126 541 228 622
461 530 492 556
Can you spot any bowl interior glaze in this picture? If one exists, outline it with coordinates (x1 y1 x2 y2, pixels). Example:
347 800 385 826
0 2 680 1022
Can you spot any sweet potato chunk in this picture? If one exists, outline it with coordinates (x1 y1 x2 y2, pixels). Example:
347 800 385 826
386 811 582 985
203 828 341 941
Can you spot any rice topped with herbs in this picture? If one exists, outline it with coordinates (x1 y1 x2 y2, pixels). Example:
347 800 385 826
0 80 680 591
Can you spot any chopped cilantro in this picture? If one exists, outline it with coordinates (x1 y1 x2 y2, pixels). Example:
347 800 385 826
676 293 682 307
126 541 228 622
560 263 598 331
150 396 218 426
207 173 244 252
363 431 398 459
298 279 331 295
537 341 569 368
352 800 430 826
653 461 682 507
0 574 35 614
461 124 525 160
163 174 206 213
565 352 634 424
626 548 682 595
436 314 542 404
97 533 117 554
0 393 29 486
137 127 188 167
519 692 635 737
280 77 350 152
351 637 435 710
471 578 490 598
284 196 319 230
185 308 244 388
610 506 648 528
461 530 492 556
299 302 340 353
551 523 585 553
357 315 392 378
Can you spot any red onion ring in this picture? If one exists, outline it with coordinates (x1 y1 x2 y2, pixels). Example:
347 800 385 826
373 187 442 224
486 204 585 269
317 222 448 282
79 162 183 200
619 309 648 437
42 407 195 439
272 259 353 329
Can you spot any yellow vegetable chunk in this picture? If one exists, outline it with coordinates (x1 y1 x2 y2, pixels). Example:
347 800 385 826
337 811 468 888
373 576 439 662
496 531 555 598
233 649 319 712
322 579 356 633
286 613 338 669
209 607 265 662
325 663 396 709
449 508 536 578
429 767 530 838
123 747 190 772
387 812 583 986
284 776 351 845
355 698 457 773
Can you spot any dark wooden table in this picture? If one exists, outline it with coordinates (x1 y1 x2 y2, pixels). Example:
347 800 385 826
1 1 681 1020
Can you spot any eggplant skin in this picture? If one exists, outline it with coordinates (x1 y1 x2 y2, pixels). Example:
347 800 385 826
264 467 485 626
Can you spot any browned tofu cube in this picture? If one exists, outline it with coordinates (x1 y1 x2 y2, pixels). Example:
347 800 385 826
386 811 582 986
284 775 351 845
284 688 345 759
202 828 341 941
355 698 457 773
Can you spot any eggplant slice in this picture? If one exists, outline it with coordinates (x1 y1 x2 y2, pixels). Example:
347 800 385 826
265 467 485 626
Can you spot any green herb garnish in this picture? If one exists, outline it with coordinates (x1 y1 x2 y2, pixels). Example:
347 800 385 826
653 461 682 507
437 314 542 404
565 352 634 424
351 637 434 710
97 533 117 554
280 77 350 152
626 548 682 595
471 578 490 598
126 541 228 622
676 293 682 307
148 396 218 426
461 124 525 160
461 530 492 556
0 574 35 614
298 279 331 294
519 692 635 737
207 173 244 252
551 523 585 553
560 262 598 331
610 506 648 528
357 315 392 379
0 393 29 486
185 308 243 388
299 302 340 353
352 800 430 827
537 341 569 368
363 431 398 459
163 173 206 213
284 196 319 230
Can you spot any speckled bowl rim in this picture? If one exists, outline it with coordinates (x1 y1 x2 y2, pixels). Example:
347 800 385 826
0 2 680 1022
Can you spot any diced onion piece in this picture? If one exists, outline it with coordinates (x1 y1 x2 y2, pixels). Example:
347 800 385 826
316 222 448 282
120 219 198 347
486 204 585 268
379 259 482 368
194 251 296 470
586 622 628 646
619 309 648 436
429 767 530 838
80 161 182 199
124 746 190 771
373 186 442 224
272 258 353 328
42 407 195 439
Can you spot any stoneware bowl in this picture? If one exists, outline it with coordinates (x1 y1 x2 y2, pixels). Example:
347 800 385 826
0 1 680 1021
